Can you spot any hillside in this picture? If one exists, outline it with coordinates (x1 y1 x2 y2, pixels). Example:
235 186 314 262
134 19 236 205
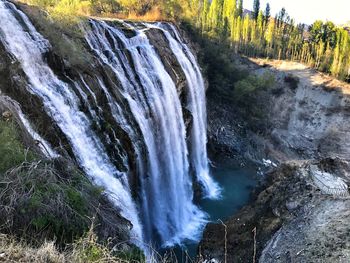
203 58 350 262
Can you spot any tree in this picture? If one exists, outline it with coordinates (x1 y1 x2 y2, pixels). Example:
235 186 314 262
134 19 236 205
201 0 210 31
309 20 324 43
223 0 236 20
276 7 286 28
264 3 270 24
237 0 243 18
208 0 224 30
223 0 237 34
118 0 155 14
252 0 260 20
265 17 275 56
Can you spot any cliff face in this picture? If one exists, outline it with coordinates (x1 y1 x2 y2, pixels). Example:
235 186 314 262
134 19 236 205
203 59 350 262
259 60 350 161
207 58 350 164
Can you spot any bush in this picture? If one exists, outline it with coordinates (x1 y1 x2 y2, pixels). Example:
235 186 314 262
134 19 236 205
0 156 134 246
233 72 275 105
0 160 105 244
284 74 300 90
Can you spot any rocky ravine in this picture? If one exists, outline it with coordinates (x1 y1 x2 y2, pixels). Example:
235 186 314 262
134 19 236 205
202 59 350 262
208 58 350 164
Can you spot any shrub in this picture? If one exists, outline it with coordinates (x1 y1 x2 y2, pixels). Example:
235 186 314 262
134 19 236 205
0 155 130 247
284 74 300 90
233 72 275 104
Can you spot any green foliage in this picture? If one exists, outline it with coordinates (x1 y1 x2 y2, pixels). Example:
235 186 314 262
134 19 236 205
233 72 275 104
252 0 260 21
182 0 350 82
0 150 120 246
20 0 350 82
0 120 35 173
181 22 244 94
237 0 243 18
78 242 105 262
264 3 270 24
116 246 146 262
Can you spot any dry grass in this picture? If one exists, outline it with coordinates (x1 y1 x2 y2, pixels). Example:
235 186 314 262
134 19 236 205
0 229 125 262
0 229 199 263
107 7 166 22
0 234 66 262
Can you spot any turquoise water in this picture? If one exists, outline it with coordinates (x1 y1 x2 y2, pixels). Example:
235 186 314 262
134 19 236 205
172 161 258 260
201 162 258 221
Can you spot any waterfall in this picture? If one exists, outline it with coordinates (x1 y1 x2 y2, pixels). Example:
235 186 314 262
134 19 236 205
0 0 143 244
85 20 211 246
147 23 221 199
0 0 219 249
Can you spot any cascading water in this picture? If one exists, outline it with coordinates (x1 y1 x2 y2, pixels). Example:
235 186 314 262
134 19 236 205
0 0 220 249
85 20 211 245
147 23 221 199
0 0 143 244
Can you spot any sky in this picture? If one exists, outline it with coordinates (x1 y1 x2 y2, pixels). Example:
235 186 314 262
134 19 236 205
243 0 350 25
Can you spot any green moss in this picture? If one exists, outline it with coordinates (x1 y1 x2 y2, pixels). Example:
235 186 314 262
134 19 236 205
0 120 35 173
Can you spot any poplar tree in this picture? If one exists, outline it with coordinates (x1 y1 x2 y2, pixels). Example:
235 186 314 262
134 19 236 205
264 3 270 24
252 0 260 20
208 0 224 30
237 0 243 18
201 0 210 31
223 0 237 20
